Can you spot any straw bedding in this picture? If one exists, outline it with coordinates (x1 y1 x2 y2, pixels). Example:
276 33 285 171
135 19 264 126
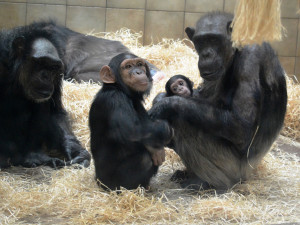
0 29 299 224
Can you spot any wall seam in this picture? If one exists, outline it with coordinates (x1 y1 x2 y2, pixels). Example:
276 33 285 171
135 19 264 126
295 17 299 75
143 0 147 45
64 1 67 26
104 0 107 32
25 1 28 25
182 0 186 39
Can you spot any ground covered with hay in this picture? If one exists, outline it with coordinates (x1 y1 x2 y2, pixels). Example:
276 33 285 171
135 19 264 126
0 30 299 224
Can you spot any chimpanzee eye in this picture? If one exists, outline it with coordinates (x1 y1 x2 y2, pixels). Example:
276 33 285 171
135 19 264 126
125 64 132 69
179 81 183 85
137 61 143 67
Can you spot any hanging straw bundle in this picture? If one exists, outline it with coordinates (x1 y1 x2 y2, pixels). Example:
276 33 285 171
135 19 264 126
231 0 284 47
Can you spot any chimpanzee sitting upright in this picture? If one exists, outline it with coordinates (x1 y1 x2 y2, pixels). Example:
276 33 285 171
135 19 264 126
0 30 91 168
152 75 195 105
149 12 287 190
89 53 173 190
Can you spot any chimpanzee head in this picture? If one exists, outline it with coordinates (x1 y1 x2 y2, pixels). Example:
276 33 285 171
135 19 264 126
185 12 235 81
100 52 153 98
165 74 194 97
12 37 63 103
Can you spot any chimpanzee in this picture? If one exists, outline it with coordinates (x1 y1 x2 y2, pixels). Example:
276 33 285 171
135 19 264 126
152 75 194 105
89 53 173 190
149 12 287 190
0 20 164 83
0 28 91 168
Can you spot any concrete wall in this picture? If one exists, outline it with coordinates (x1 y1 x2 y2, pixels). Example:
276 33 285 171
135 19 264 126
0 0 299 80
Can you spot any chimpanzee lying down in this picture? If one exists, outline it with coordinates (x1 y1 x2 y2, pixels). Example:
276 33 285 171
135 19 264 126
0 20 164 83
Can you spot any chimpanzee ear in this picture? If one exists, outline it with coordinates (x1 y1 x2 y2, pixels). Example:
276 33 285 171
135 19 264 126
185 27 195 40
99 65 116 83
12 36 25 57
227 21 233 35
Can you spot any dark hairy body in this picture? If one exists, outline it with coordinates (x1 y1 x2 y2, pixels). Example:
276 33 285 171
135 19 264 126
0 25 91 168
89 53 173 190
149 12 287 190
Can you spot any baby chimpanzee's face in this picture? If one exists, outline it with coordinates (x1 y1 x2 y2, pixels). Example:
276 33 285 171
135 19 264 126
170 78 191 97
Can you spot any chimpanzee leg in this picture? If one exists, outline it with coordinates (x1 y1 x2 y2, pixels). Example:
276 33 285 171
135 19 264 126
113 151 158 190
171 124 243 190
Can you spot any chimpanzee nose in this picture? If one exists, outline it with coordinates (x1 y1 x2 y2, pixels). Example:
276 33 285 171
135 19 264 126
134 68 143 75
201 49 214 58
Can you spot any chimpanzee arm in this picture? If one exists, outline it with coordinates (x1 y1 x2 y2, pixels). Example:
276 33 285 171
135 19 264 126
152 92 167 105
52 110 91 167
149 76 260 148
109 104 173 148
103 92 173 148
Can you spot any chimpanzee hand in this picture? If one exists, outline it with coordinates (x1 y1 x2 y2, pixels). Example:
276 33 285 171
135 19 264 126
68 151 91 168
149 96 182 121
63 134 91 168
141 119 174 149
151 149 165 166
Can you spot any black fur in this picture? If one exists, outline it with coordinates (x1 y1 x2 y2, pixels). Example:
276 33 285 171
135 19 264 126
89 53 173 190
149 12 287 190
0 24 91 168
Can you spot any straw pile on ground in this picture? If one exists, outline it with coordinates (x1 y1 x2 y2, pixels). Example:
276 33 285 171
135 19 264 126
0 29 299 224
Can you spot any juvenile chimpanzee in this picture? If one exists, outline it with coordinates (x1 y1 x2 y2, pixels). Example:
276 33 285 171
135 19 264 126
0 21 164 83
149 12 287 190
152 75 194 105
89 53 173 190
0 28 91 168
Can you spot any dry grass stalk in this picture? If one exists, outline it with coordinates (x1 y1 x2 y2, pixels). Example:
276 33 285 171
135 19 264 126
231 0 285 47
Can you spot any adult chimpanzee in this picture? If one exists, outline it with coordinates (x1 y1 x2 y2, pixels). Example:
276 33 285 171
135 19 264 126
0 21 164 83
149 12 287 190
89 53 173 190
152 75 195 105
0 28 91 168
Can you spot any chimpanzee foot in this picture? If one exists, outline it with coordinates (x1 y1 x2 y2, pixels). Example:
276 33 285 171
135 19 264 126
21 152 66 169
170 170 189 182
171 170 211 191
180 176 211 191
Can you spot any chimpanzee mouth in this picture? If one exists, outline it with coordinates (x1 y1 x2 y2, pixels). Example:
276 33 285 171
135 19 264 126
200 69 220 80
31 89 53 102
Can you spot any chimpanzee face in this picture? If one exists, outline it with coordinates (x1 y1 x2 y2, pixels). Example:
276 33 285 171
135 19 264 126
18 38 63 103
20 57 63 103
100 54 152 95
119 58 151 93
170 78 191 97
185 13 235 81
193 34 234 81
